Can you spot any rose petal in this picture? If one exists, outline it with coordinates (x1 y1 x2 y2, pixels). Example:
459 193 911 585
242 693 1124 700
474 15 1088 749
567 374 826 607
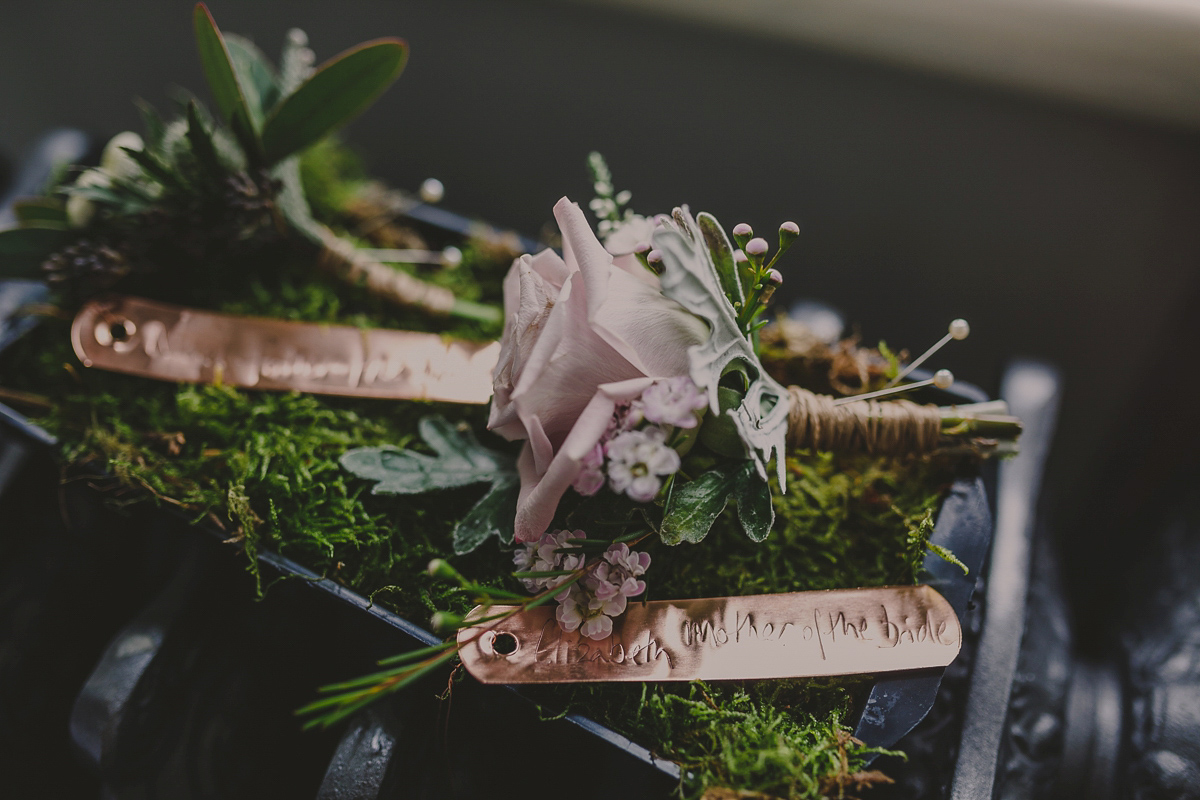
513 377 653 542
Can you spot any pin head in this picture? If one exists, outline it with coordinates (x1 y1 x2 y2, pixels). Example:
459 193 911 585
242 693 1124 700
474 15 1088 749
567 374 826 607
419 178 445 204
949 318 970 340
441 246 463 268
933 369 954 389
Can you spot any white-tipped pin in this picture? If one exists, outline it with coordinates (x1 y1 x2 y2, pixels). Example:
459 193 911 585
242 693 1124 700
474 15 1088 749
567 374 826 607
833 369 954 406
358 246 463 267
885 318 970 388
419 178 445 204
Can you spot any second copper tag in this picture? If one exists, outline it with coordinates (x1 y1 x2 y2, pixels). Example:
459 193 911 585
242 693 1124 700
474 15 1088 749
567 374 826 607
71 295 500 403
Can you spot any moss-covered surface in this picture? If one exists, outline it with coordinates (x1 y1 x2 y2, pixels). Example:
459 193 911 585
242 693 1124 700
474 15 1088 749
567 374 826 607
0 148 975 799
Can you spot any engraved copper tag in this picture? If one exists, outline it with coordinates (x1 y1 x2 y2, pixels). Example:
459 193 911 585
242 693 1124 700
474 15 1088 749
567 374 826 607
458 585 960 684
71 295 500 404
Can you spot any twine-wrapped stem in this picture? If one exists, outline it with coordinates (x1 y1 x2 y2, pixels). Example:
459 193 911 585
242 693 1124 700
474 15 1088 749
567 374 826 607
786 385 1023 455
786 385 943 456
314 226 502 324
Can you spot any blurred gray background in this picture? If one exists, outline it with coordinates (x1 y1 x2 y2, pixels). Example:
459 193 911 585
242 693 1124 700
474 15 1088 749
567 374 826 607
3 0 1199 643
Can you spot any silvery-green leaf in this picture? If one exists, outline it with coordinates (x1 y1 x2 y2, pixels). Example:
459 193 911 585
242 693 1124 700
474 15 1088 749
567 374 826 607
339 416 517 553
653 207 790 487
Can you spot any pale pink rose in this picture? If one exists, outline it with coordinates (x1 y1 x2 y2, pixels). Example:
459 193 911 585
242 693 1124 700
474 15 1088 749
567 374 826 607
488 197 709 542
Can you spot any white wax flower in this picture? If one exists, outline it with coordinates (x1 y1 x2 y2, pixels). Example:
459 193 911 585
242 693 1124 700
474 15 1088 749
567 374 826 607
605 426 680 503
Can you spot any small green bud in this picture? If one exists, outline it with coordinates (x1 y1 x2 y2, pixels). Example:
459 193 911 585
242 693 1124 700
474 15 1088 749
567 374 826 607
646 249 664 274
426 558 462 583
759 268 783 305
430 611 465 632
777 221 800 254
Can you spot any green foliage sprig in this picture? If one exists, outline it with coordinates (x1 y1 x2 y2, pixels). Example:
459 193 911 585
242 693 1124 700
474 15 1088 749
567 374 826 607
0 4 501 323
193 3 407 169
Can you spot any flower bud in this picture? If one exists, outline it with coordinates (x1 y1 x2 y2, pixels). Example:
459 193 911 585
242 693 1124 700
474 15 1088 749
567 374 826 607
777 221 800 254
426 558 463 583
731 223 753 251
100 132 145 183
66 169 111 229
759 269 783 305
430 611 464 632
745 237 769 267
646 249 664 274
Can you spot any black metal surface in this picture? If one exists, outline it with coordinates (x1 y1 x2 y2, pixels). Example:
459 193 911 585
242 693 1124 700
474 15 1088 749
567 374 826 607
951 361 1061 799
994 523 1073 800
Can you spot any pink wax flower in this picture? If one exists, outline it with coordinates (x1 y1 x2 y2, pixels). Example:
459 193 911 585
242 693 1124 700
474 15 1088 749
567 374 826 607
488 198 708 542
640 376 708 429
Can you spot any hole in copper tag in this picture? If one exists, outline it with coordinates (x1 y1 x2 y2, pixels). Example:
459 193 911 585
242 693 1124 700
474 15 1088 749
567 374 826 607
492 632 519 656
480 630 520 658
95 317 136 347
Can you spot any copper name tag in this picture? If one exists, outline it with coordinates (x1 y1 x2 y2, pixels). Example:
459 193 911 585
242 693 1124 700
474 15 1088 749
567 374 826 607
458 585 961 684
72 296 500 404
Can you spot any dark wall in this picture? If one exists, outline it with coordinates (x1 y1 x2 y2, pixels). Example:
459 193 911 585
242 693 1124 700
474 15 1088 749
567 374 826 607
4 0 1199 639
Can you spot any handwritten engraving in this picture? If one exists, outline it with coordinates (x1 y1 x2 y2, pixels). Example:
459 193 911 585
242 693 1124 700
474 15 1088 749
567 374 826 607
459 585 962 685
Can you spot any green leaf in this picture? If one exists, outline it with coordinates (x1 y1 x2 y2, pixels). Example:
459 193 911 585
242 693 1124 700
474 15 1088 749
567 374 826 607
271 157 320 240
193 3 262 158
453 475 517 554
117 145 177 187
224 33 282 118
697 386 749 459
186 101 223 179
878 340 900 381
339 416 517 554
734 462 774 542
135 99 166 150
14 198 67 229
261 38 407 165
0 227 68 278
660 464 738 545
697 212 742 309
660 461 772 545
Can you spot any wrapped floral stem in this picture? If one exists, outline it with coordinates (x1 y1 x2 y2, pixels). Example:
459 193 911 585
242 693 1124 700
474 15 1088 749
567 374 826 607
313 225 502 323
785 385 1022 456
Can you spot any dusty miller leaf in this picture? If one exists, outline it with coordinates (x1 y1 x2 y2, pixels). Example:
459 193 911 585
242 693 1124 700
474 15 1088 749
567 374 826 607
653 207 790 487
339 416 517 553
